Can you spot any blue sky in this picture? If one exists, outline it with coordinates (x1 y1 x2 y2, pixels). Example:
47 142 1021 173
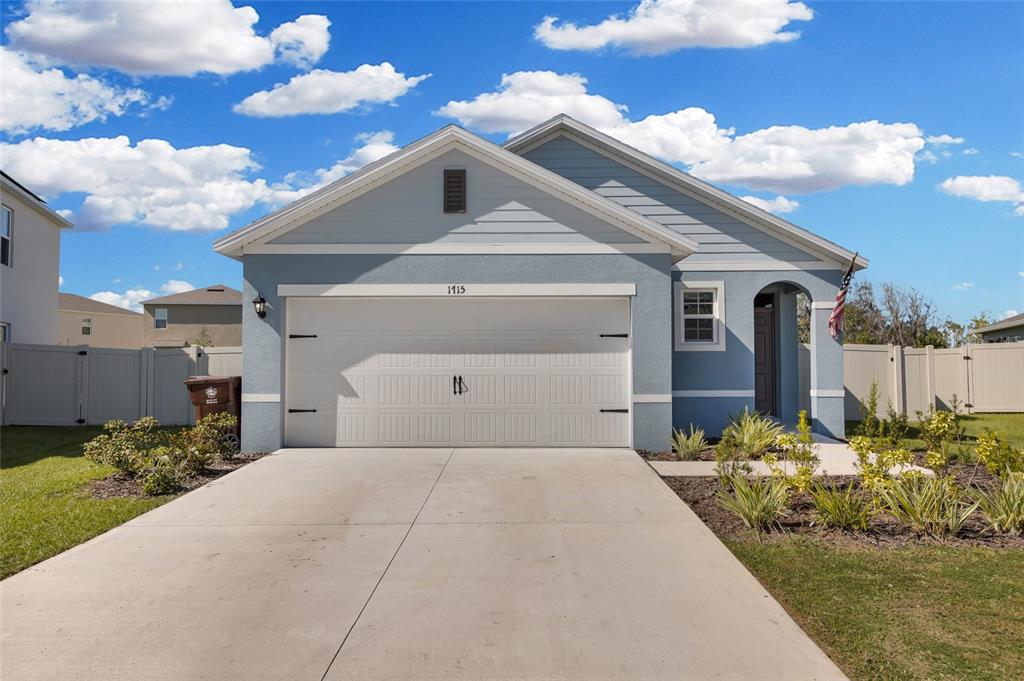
1 0 1021 322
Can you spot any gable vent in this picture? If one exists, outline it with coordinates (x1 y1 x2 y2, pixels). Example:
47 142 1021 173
443 169 466 214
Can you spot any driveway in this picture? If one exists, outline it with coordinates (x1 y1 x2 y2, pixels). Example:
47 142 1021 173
1 448 844 680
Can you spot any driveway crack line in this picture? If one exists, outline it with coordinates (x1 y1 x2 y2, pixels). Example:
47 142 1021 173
319 448 456 681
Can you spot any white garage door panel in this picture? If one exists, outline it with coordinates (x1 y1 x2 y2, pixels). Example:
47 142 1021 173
285 298 630 447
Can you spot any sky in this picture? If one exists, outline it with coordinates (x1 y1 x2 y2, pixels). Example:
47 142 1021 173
1 0 1022 323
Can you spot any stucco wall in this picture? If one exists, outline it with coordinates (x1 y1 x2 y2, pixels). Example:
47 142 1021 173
0 191 61 344
58 310 143 348
672 268 844 438
240 253 673 452
142 304 242 347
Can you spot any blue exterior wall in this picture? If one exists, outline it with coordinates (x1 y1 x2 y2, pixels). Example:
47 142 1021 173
241 253 673 452
672 268 843 438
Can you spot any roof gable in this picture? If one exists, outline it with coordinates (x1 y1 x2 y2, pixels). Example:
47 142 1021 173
504 115 867 271
142 284 241 306
59 293 140 316
214 126 697 260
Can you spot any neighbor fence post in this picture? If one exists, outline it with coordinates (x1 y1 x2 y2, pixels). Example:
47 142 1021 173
925 345 936 412
141 347 155 418
76 345 90 425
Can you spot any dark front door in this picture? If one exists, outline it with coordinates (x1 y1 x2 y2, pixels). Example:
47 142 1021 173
754 307 776 416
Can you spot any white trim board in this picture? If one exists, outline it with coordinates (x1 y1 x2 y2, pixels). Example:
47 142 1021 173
277 283 637 298
673 389 755 398
247 243 668 256
674 280 726 353
675 261 842 272
810 389 844 398
811 301 837 309
632 394 672 403
242 393 280 403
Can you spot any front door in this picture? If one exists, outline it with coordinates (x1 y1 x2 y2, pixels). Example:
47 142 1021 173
754 307 776 416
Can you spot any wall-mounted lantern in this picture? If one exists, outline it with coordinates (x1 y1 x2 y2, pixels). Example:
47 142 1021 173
253 294 268 319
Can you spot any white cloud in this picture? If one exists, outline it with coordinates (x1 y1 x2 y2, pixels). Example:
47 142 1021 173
174 262 185 271
1019 272 1024 278
268 14 331 69
437 71 926 194
926 134 964 146
1004 309 1021 320
939 175 1024 216
89 279 195 312
963 148 980 156
740 195 800 214
0 47 161 134
58 275 64 287
160 279 194 295
112 277 123 284
1012 152 1024 159
5 0 330 76
535 0 813 54
284 131 400 188
0 131 397 231
953 282 974 291
234 63 429 117
90 288 153 312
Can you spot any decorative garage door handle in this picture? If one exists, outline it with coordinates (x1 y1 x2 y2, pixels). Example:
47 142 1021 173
288 408 317 413
599 408 629 413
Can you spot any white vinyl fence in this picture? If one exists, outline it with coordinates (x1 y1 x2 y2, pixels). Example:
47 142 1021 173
0 343 242 427
799 341 1024 420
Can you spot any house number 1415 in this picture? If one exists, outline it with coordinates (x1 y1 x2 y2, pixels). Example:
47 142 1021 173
447 285 466 295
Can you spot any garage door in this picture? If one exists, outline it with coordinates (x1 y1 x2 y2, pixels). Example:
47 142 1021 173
285 297 630 447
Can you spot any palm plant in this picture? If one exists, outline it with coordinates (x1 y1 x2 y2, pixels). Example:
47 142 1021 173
720 408 783 458
716 475 790 541
670 424 707 460
973 473 1024 535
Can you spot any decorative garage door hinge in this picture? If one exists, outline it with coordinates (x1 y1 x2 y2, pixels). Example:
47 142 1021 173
288 408 317 413
599 408 629 413
288 334 318 339
599 333 628 338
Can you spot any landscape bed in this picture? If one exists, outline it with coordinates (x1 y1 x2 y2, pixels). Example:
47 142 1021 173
649 410 1024 681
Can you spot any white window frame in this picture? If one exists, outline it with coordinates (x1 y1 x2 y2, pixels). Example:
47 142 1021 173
154 307 168 329
1 204 12 268
81 317 92 336
0 321 10 342
675 280 726 352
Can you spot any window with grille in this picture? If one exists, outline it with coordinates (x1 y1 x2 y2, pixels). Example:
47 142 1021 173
675 281 724 351
81 318 92 336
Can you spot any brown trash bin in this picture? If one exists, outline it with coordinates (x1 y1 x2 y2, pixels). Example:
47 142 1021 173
183 376 241 440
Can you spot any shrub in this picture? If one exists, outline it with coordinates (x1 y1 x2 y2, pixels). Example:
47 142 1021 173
763 410 820 492
141 449 190 495
713 439 753 480
83 417 161 474
856 380 881 438
172 412 238 473
716 475 790 540
670 425 707 460
809 482 871 532
975 430 1024 478
973 473 1024 535
721 408 783 458
849 435 914 492
878 476 978 537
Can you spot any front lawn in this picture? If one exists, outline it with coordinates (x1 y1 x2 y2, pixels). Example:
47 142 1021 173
729 539 1024 681
847 412 1024 452
1 426 175 579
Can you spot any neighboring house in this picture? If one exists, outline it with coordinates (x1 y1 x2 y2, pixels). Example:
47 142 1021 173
0 171 72 344
215 115 866 452
141 285 242 348
975 313 1024 343
58 293 143 348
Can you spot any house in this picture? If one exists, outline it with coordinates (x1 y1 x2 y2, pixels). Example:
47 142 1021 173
58 293 144 348
214 115 866 452
975 313 1024 343
0 171 72 344
140 284 242 348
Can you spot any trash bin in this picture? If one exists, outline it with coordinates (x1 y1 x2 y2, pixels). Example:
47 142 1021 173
183 375 241 440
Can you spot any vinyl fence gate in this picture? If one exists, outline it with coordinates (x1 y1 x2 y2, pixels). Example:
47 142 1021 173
0 343 243 427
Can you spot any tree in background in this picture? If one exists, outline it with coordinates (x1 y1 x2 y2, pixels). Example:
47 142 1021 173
188 326 214 348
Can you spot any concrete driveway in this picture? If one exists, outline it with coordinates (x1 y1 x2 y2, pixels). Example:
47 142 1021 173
1 448 844 680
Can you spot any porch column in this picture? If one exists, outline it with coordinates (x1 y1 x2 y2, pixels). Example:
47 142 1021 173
809 304 845 438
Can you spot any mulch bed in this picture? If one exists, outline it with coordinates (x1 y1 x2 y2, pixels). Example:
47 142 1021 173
637 448 718 462
659 460 1024 550
85 452 269 499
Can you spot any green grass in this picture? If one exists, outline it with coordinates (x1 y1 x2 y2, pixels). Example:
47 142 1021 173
729 538 1024 681
1 426 176 579
847 412 1024 452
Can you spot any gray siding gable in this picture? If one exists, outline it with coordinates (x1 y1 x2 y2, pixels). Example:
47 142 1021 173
270 149 644 246
521 135 820 264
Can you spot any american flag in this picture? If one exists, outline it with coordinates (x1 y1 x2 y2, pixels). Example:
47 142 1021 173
828 253 858 340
